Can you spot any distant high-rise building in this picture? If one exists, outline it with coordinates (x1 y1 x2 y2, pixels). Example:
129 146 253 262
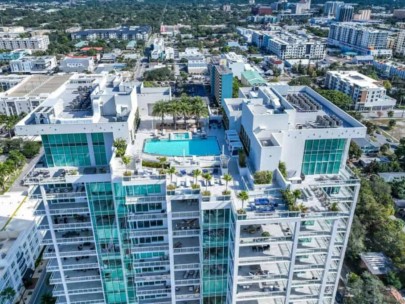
325 70 397 110
252 4 273 16
396 30 405 56
323 1 344 16
336 5 354 22
328 23 392 56
210 64 233 104
353 9 371 21
394 9 405 19
295 0 311 15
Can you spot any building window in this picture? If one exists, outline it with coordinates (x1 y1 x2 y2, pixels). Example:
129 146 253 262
301 139 346 175
42 133 90 167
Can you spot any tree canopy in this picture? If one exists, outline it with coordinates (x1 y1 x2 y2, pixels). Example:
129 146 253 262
316 89 353 110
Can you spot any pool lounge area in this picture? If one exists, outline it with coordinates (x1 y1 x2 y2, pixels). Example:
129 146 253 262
143 136 221 157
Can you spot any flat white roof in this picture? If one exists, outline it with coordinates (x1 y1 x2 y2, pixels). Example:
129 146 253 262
328 70 382 89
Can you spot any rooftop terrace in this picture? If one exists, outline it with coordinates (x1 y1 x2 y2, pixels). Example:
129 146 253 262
6 74 70 97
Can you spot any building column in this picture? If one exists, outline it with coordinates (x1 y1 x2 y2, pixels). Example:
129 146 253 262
318 219 339 303
40 185 71 304
86 133 96 167
285 220 301 302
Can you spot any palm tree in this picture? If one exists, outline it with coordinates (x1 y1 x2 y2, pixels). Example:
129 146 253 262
292 189 301 201
166 166 177 183
191 98 208 128
192 169 201 184
121 155 131 174
223 174 232 192
152 101 168 130
168 101 182 130
157 156 167 169
179 101 191 129
202 173 212 191
237 191 249 209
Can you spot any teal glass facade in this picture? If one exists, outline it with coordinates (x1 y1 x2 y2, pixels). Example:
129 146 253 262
87 182 128 304
301 139 346 175
202 209 232 304
42 133 108 167
92 133 108 166
113 182 166 303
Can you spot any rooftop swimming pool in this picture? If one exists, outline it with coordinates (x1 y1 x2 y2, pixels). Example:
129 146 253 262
144 137 220 157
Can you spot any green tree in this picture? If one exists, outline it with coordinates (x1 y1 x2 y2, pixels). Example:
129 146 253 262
166 166 177 183
152 101 169 130
237 191 249 209
223 174 232 192
386 271 402 289
179 96 192 129
349 141 362 159
380 143 390 154
387 110 394 118
144 67 173 81
167 101 182 130
388 119 396 130
8 150 26 169
364 121 377 135
383 80 392 91
113 138 127 157
346 216 366 260
191 98 208 128
121 155 131 172
278 161 287 178
288 76 312 86
40 292 56 304
21 141 41 158
157 156 167 169
202 173 212 191
192 169 202 184
316 89 353 110
232 77 240 98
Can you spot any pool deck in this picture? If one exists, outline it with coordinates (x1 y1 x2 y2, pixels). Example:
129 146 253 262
130 120 228 162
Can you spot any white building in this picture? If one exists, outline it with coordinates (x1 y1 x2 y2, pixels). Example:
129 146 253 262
353 9 371 21
0 36 50 51
10 56 57 74
221 52 246 79
60 56 95 73
165 47 175 60
179 47 204 60
151 38 165 60
325 70 397 110
328 23 392 56
395 30 405 56
71 26 151 41
0 198 42 304
187 56 208 74
14 74 367 304
0 74 70 116
265 31 326 60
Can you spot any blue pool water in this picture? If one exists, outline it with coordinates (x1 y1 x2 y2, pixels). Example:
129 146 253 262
144 137 220 156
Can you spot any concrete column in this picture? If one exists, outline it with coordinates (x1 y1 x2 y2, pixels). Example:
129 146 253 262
40 185 71 304
285 220 301 303
318 219 339 303
86 133 96 166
